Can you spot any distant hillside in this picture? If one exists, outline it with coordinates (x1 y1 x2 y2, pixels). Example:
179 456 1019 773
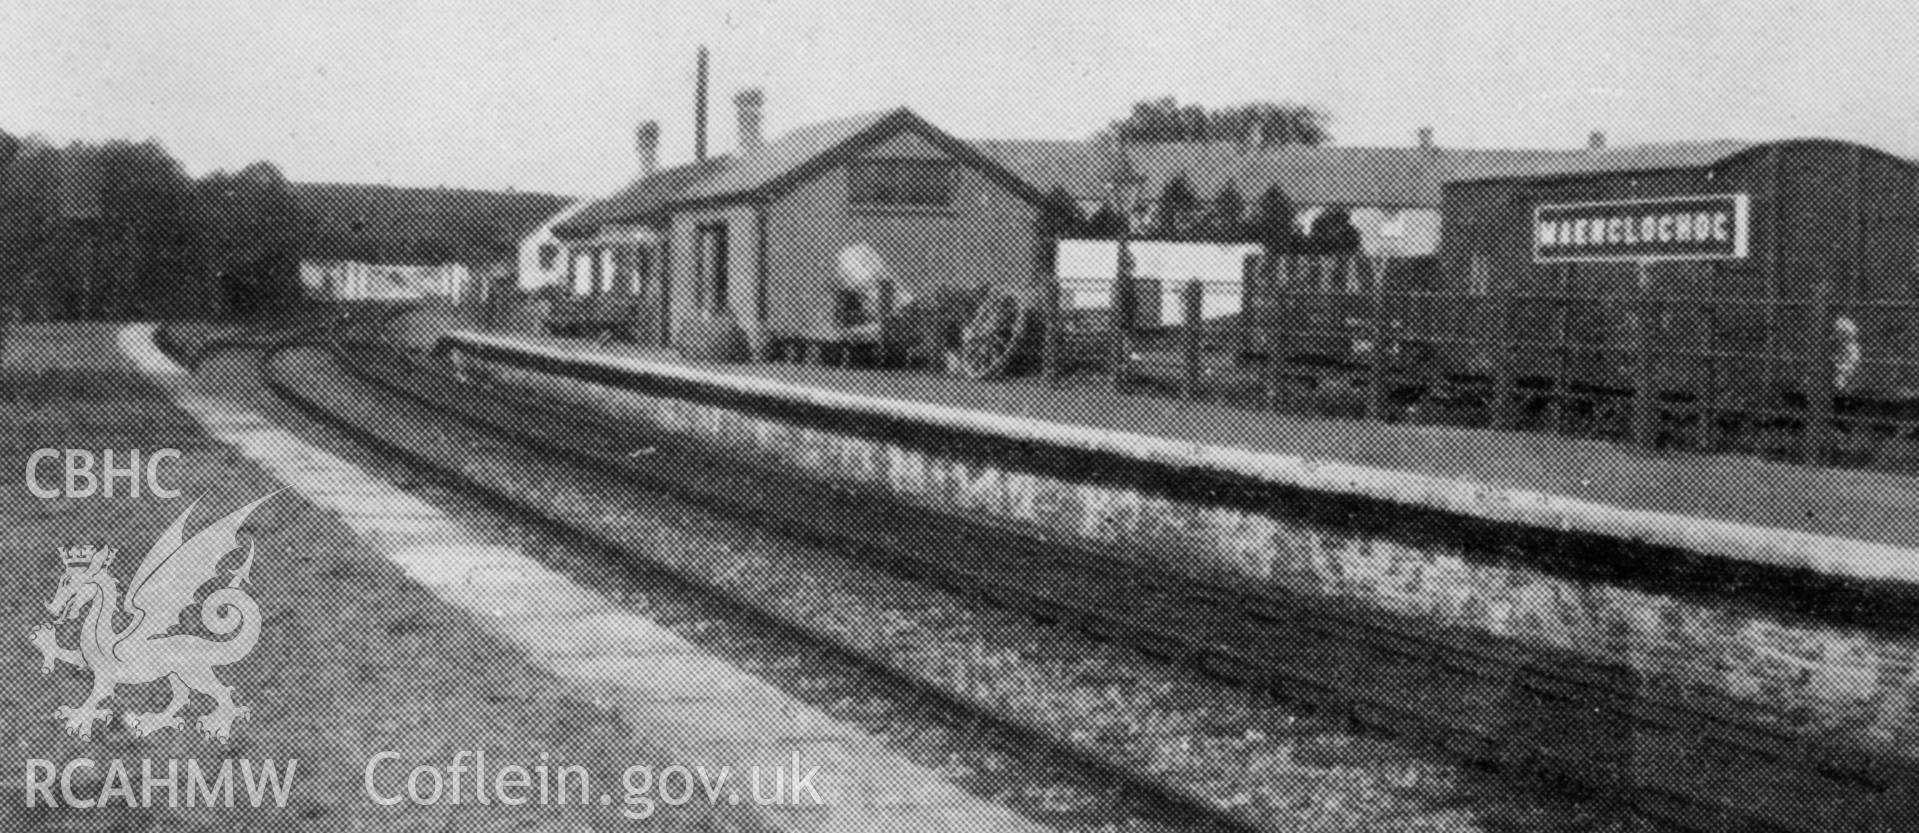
294 182 570 265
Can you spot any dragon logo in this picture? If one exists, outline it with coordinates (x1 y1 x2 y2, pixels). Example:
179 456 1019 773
30 495 276 742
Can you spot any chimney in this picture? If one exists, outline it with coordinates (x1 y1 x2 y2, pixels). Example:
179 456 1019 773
635 120 660 176
1416 126 1435 150
735 88 765 153
1588 130 1607 150
694 46 710 162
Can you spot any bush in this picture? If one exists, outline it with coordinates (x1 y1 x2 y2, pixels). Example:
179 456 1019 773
678 308 750 362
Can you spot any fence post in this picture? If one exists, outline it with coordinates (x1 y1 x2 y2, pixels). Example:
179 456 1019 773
1182 280 1202 401
1239 254 1259 371
0 305 11 398
1112 245 1136 394
1696 291 1721 452
1805 282 1834 466
1366 257 1388 422
1112 283 1131 394
1546 265 1570 435
875 278 895 366
1043 273 1062 388
1490 288 1516 429
1630 261 1658 451
1262 255 1284 408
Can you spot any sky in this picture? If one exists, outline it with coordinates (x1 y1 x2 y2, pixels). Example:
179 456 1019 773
4 0 1919 198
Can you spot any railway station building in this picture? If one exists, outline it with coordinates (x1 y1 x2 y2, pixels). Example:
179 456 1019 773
547 99 1051 351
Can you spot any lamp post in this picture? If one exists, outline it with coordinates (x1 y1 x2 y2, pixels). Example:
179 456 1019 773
1100 136 1145 385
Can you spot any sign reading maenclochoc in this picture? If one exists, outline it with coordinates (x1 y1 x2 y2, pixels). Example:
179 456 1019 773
1533 194 1750 263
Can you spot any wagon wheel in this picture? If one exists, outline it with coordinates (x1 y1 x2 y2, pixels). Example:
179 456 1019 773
952 287 1034 380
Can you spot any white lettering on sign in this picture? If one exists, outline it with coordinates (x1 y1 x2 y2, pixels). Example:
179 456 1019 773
1532 194 1750 263
1535 211 1733 249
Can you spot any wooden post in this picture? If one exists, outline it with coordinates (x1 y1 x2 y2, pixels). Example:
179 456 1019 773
1043 273 1062 388
1547 265 1570 435
1182 280 1202 401
1112 242 1135 394
874 277 895 366
1490 288 1516 429
1806 282 1834 466
1366 256 1388 422
1239 254 1259 370
1113 288 1132 393
1697 286 1721 452
1631 260 1658 451
1262 255 1285 408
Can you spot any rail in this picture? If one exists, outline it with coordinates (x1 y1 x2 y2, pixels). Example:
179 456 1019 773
431 324 1919 833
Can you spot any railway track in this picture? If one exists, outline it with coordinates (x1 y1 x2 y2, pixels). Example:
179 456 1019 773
245 313 1254 833
250 314 1910 833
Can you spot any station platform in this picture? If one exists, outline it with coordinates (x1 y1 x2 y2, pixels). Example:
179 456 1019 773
103 324 1046 832
444 328 1919 588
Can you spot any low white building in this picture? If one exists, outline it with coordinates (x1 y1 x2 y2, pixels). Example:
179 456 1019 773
300 260 472 301
516 198 593 292
518 120 665 294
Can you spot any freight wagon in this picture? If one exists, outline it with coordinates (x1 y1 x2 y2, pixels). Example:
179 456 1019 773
1226 139 1919 421
1425 139 1919 413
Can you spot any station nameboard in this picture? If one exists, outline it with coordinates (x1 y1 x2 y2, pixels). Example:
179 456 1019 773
1533 194 1750 263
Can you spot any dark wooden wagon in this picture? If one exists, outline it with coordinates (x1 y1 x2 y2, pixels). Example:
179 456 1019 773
1426 139 1919 414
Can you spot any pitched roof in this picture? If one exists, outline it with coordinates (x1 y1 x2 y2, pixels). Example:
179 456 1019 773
678 109 899 203
554 107 1050 239
551 156 731 239
974 140 1588 209
1442 140 1759 184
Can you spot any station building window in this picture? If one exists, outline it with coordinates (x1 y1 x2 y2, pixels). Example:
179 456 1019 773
621 247 653 295
848 159 955 209
598 248 618 295
570 250 591 295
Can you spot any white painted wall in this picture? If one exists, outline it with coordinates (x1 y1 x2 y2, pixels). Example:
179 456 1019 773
1055 240 1261 324
300 260 472 301
517 199 592 291
1076 204 1441 258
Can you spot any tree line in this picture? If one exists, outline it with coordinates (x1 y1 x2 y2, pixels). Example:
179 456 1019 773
1038 176 1363 255
1043 97 1360 254
1106 96 1331 147
0 130 565 320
